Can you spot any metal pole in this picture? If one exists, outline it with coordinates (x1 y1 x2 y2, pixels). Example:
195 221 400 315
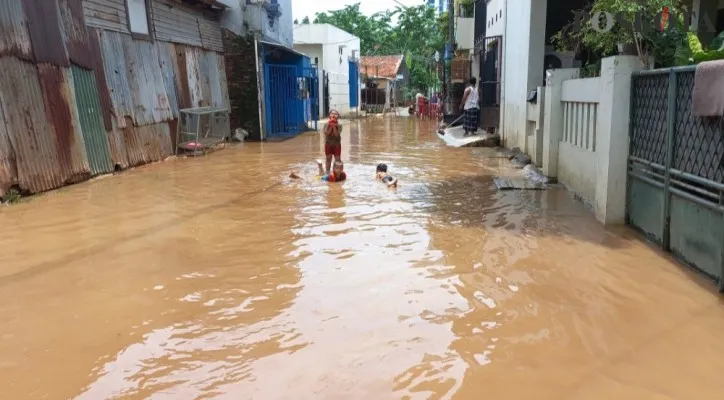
446 0 454 115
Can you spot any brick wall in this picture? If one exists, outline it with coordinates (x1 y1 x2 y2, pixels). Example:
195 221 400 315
223 30 262 141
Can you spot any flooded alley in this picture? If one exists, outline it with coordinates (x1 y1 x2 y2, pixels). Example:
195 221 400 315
3 117 724 400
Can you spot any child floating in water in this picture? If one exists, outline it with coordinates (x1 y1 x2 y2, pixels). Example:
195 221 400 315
376 163 397 188
290 159 347 182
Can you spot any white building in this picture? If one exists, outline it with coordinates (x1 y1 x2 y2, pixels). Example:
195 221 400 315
293 24 361 117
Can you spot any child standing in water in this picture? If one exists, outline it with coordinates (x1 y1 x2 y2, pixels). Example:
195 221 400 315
324 110 342 174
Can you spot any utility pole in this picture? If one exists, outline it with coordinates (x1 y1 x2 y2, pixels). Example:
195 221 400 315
446 0 455 115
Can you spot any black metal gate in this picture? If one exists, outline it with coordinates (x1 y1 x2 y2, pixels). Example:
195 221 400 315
628 66 724 290
323 71 330 118
477 35 502 133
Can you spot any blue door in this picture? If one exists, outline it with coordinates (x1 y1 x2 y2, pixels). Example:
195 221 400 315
264 63 304 139
348 61 359 108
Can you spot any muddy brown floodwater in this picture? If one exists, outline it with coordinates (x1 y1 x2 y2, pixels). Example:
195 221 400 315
2 118 724 400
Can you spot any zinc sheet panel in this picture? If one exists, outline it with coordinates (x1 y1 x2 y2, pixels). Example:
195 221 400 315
205 51 223 108
122 122 173 167
59 0 93 70
198 15 223 52
157 42 180 118
23 0 69 66
71 65 113 175
0 58 63 193
121 35 173 125
108 119 129 169
152 0 202 47
0 100 17 197
83 0 130 34
37 64 91 183
87 28 114 131
215 53 229 109
172 45 192 109
0 0 33 60
197 49 212 106
185 46 204 107
99 30 134 127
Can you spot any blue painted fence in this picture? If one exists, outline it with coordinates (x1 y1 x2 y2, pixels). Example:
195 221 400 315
263 62 319 139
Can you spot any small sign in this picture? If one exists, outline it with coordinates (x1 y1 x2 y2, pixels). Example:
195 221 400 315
396 74 404 81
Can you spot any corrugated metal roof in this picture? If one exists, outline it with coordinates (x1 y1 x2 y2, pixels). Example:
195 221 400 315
83 0 129 34
87 27 114 131
121 34 174 125
99 30 134 127
0 100 17 197
23 0 69 66
198 14 223 52
71 64 113 175
0 0 33 61
157 42 180 119
37 63 91 183
59 0 93 70
153 0 203 48
0 58 71 193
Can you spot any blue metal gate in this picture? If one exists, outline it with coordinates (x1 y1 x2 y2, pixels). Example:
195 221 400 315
264 63 319 138
349 61 359 108
304 66 319 131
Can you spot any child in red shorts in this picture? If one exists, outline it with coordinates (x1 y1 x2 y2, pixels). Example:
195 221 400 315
324 110 342 174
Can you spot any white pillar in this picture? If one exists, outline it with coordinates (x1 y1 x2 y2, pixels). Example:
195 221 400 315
594 56 643 225
541 68 579 178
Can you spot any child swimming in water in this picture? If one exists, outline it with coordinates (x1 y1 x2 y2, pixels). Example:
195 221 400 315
289 159 347 182
376 163 397 187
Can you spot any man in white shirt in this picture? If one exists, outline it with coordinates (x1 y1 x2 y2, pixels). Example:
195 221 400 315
459 77 480 136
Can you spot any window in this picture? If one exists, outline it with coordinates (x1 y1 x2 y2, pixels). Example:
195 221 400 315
126 0 151 37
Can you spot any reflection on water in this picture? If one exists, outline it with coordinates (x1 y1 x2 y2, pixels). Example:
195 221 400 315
2 118 724 399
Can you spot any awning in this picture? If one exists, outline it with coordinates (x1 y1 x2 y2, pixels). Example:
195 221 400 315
260 40 308 58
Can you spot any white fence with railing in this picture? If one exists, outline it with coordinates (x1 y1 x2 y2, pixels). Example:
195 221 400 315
538 56 642 224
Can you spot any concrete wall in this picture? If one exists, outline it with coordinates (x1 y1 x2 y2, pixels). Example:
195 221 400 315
294 24 360 116
485 0 505 37
540 56 642 225
501 0 546 149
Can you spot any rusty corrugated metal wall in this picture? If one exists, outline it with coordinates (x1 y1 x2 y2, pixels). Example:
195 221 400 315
83 0 129 34
23 0 69 66
0 0 33 61
0 0 229 197
71 65 113 175
59 0 93 70
0 58 87 193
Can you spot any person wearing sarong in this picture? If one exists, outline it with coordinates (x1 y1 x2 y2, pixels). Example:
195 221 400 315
460 77 480 136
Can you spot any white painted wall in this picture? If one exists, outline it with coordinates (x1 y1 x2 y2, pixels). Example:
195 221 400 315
485 0 505 37
501 0 546 149
294 24 361 116
540 57 642 225
221 0 294 46
456 17 475 50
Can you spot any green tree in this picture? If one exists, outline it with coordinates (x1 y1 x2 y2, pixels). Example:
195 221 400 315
302 16 310 24
552 0 688 68
312 3 445 92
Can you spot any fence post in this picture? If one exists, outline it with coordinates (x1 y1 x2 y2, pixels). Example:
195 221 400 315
662 69 677 250
594 56 643 225
542 68 579 179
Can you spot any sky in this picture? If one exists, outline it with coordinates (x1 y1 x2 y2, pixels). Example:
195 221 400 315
292 0 425 22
